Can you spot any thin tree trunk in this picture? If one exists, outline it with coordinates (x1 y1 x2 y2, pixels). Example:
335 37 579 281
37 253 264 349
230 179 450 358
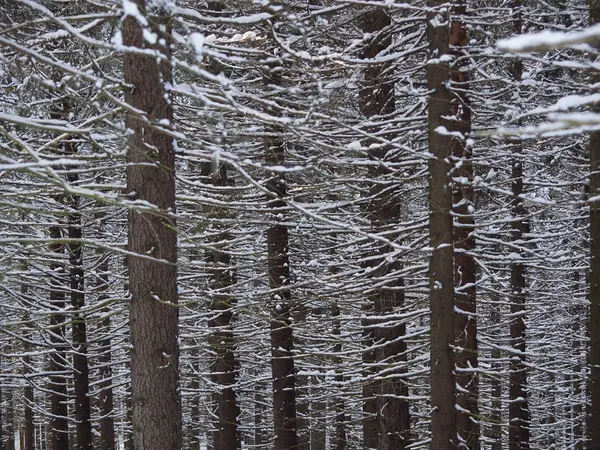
67 158 93 450
331 302 346 450
589 2 600 449
204 162 239 450
49 223 69 450
490 308 502 450
122 1 181 448
427 0 457 446
96 250 115 450
4 386 14 450
508 7 530 444
265 128 298 449
263 31 298 446
450 4 479 448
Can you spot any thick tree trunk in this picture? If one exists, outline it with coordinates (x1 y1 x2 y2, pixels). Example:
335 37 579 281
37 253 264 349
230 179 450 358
589 3 600 450
203 162 239 450
358 8 410 449
122 2 181 449
450 5 479 449
4 384 14 450
427 0 457 447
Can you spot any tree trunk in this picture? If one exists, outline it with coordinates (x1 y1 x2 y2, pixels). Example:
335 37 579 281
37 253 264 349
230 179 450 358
508 6 530 445
265 127 298 449
589 3 600 450
204 162 239 450
96 250 115 450
67 158 93 450
450 5 479 448
358 8 410 448
49 223 69 450
490 308 502 450
427 0 457 446
122 1 182 448
331 302 346 450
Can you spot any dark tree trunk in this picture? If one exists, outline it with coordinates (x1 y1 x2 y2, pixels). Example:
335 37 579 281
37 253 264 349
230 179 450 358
450 5 479 449
358 8 410 449
265 127 298 449
331 302 347 450
49 224 69 450
508 5 530 446
4 384 13 450
96 251 115 450
490 308 502 450
21 277 35 450
122 1 182 449
203 162 239 450
427 0 457 447
67 161 93 450
589 3 600 450
188 351 200 450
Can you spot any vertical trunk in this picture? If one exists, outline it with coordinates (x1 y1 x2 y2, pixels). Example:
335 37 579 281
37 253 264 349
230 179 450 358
49 224 69 450
358 8 410 448
4 386 13 450
68 163 92 450
331 302 346 450
97 251 115 450
309 382 326 450
490 308 502 450
122 1 181 449
450 4 479 448
204 162 239 450
188 352 200 450
589 3 600 450
427 0 457 447
508 9 530 443
123 252 133 450
265 127 298 449
21 275 35 450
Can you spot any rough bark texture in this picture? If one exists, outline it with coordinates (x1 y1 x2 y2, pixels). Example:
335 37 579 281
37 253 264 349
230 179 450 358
427 0 458 447
590 3 600 450
123 2 182 449
203 162 239 450
450 5 479 449
358 8 410 449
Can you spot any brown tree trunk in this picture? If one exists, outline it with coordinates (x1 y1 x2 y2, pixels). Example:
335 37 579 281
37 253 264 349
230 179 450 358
589 3 600 450
49 223 69 450
490 307 502 450
4 386 14 450
358 8 410 449
450 5 479 448
427 0 457 447
122 1 181 449
203 162 239 450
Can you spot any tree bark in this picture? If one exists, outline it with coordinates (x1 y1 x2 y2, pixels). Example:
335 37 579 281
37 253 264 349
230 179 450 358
123 1 182 449
450 4 479 448
427 0 458 447
358 8 410 449
331 302 347 450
